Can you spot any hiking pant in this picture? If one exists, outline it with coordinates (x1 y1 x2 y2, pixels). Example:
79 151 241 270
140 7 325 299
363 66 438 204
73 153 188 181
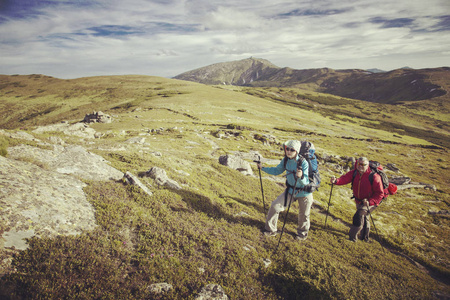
265 190 314 237
349 203 376 241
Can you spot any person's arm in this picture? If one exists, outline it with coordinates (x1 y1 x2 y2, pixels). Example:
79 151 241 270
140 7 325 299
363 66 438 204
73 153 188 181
368 173 384 206
331 170 354 185
259 159 285 176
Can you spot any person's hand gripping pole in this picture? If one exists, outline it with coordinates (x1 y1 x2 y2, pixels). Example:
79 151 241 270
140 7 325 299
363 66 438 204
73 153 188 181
254 154 267 216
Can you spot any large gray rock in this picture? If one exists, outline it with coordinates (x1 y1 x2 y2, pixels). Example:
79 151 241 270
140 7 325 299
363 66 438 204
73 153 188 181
32 122 97 139
146 167 181 190
123 172 153 196
0 155 97 251
8 144 124 181
219 154 253 176
83 111 112 123
0 129 38 142
389 176 411 185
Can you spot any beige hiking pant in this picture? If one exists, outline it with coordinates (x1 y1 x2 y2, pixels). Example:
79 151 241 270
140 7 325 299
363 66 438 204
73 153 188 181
265 190 314 237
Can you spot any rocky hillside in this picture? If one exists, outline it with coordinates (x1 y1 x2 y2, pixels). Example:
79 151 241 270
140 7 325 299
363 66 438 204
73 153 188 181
0 75 448 299
174 58 449 104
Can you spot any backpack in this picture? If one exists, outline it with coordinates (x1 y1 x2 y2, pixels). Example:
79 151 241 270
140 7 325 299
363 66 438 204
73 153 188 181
352 160 397 200
283 141 321 193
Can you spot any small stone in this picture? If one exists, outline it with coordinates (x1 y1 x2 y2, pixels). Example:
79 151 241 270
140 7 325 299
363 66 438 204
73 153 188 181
147 282 173 294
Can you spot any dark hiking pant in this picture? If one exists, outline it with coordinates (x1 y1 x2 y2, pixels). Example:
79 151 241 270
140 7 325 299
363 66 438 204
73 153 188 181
349 203 376 242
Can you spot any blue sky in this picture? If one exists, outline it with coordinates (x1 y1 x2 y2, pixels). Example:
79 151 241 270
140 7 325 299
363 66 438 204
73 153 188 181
0 0 449 79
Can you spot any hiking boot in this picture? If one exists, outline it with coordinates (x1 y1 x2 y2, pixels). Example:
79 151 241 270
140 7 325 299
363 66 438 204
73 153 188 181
295 235 307 241
263 231 278 237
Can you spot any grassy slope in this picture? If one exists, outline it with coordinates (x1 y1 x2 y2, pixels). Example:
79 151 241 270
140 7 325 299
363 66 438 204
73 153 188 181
0 75 448 299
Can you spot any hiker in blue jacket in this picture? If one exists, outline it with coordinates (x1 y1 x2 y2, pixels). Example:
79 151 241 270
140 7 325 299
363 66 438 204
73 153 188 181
257 140 314 241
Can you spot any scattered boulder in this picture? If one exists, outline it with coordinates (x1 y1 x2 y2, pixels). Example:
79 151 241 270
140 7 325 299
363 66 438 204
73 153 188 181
320 153 345 164
230 151 279 165
125 137 147 144
230 150 261 161
397 183 437 191
389 176 411 185
145 167 182 190
32 122 97 139
390 176 436 191
147 282 173 295
83 111 112 123
147 127 183 134
253 133 279 145
0 129 38 142
385 163 400 172
195 284 228 300
219 154 253 176
150 127 165 134
123 172 153 196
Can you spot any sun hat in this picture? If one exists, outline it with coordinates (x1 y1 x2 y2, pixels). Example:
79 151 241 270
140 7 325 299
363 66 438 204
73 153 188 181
284 140 301 153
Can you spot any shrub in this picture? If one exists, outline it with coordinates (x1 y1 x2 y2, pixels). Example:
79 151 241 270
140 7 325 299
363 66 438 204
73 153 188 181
0 136 8 156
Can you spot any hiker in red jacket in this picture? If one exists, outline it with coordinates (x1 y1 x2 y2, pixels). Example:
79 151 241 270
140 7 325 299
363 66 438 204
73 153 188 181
330 157 384 242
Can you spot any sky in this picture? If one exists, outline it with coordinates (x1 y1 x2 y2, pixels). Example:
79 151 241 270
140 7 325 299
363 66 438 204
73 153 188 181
0 0 449 79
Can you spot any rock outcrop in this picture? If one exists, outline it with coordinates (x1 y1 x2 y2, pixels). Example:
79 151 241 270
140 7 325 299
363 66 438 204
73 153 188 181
32 122 99 139
123 171 153 196
7 144 123 181
1 135 124 254
219 154 253 176
83 111 112 123
0 155 97 250
145 167 182 190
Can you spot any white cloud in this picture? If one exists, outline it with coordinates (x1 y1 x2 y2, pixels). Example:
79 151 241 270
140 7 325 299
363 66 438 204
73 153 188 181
201 6 267 30
0 0 449 78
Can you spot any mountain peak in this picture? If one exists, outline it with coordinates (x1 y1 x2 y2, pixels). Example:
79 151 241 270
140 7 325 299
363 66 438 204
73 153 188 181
173 57 280 85
174 59 448 103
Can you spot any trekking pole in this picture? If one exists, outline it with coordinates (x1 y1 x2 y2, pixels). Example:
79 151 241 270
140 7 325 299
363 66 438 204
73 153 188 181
273 175 300 255
253 155 267 215
366 204 385 253
324 183 334 228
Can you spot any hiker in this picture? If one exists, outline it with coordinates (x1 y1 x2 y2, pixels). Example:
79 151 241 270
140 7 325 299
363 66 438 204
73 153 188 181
257 140 313 241
330 157 384 242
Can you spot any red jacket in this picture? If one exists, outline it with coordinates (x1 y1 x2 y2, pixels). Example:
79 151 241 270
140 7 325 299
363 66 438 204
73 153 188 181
335 167 384 206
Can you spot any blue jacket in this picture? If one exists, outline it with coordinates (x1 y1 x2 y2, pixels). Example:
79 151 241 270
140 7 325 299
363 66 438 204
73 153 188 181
262 155 311 198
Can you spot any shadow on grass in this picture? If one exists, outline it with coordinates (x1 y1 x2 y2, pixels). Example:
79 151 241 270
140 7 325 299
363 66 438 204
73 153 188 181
172 189 266 229
263 260 332 300
223 195 266 215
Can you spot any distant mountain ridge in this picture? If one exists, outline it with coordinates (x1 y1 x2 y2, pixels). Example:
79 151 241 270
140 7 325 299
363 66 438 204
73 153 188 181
174 58 449 104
